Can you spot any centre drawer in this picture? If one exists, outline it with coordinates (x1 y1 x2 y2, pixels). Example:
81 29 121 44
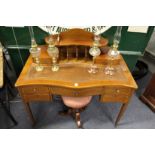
21 86 50 94
51 86 103 97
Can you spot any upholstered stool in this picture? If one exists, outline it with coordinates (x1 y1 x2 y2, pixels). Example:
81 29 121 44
61 96 92 128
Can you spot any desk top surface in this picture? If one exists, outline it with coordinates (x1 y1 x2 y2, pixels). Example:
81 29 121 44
15 45 137 89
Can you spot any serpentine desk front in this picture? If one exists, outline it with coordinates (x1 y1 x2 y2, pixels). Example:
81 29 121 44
15 45 138 126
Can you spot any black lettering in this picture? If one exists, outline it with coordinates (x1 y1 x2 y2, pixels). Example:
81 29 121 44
85 28 91 32
52 26 56 31
56 27 61 33
92 26 96 33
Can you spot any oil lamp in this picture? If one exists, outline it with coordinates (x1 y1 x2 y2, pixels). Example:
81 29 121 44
88 40 101 74
47 37 59 72
105 26 122 75
29 39 44 72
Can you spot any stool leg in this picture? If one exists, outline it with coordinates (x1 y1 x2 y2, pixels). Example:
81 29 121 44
75 110 83 128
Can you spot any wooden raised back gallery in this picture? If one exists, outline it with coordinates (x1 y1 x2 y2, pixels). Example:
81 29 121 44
45 28 109 61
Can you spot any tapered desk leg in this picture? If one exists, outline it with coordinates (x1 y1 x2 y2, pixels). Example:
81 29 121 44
24 102 36 125
115 103 128 126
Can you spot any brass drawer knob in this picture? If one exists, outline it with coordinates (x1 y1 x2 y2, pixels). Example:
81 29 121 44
33 88 37 92
74 83 79 87
116 89 120 93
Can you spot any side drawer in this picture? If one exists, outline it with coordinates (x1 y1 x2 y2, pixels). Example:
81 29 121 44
103 87 131 95
51 86 103 97
23 94 51 102
100 87 132 103
100 94 130 103
21 86 50 94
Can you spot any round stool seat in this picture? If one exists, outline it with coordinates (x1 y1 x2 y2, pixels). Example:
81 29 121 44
62 96 92 109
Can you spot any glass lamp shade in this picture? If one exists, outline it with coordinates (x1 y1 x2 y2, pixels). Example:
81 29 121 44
47 46 59 58
47 46 59 72
29 47 41 58
104 46 120 76
89 46 101 57
29 47 43 71
88 46 101 74
108 47 120 58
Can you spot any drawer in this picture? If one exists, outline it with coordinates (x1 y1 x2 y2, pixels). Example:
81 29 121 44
100 94 130 103
100 87 132 103
100 87 131 103
22 86 50 94
51 87 103 97
103 87 131 96
23 94 51 102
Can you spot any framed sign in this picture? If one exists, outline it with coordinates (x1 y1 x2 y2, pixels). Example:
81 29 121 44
39 26 112 35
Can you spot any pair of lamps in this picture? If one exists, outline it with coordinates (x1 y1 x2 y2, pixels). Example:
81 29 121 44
29 36 59 72
88 26 122 75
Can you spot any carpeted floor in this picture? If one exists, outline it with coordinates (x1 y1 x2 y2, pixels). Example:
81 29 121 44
8 92 155 129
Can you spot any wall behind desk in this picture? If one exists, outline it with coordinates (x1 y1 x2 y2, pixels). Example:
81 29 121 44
0 26 154 76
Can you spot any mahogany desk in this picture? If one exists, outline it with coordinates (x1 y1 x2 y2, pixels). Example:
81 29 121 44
15 45 138 126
